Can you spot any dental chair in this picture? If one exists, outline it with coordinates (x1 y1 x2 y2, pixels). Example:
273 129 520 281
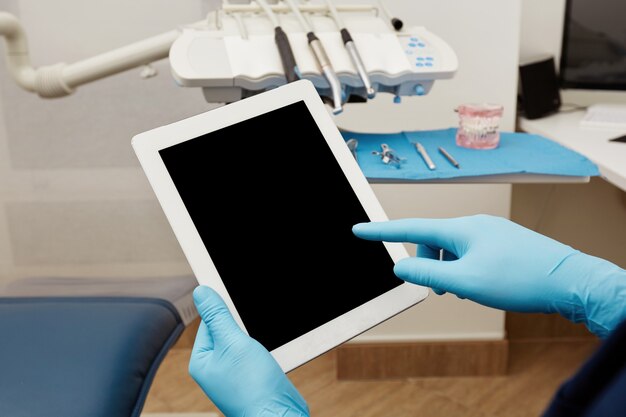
0 275 198 417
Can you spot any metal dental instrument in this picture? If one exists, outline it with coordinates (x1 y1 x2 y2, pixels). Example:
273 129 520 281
372 143 405 167
346 138 359 162
414 142 436 170
438 146 460 168
284 0 343 114
256 0 300 84
324 0 375 99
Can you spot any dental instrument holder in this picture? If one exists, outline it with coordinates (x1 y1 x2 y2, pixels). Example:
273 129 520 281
169 5 458 105
0 2 455 101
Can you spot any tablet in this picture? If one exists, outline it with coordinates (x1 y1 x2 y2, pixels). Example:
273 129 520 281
132 79 428 373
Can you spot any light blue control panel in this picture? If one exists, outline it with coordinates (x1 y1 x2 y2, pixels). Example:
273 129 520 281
402 35 438 71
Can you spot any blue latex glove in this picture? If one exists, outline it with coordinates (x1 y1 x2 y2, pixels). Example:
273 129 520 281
352 214 626 338
189 285 310 417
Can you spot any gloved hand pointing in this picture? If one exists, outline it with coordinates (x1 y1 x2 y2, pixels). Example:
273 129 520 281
189 285 309 417
353 214 626 338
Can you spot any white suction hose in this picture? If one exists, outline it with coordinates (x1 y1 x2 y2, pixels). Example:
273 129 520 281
0 12 180 98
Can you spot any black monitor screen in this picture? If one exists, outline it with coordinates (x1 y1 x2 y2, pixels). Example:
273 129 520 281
560 0 626 90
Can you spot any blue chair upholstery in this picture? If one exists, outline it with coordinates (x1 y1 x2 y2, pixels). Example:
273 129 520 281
0 297 185 417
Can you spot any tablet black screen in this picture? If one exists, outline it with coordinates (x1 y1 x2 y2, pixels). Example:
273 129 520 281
159 100 401 352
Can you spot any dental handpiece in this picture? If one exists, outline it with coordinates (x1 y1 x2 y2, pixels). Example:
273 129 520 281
307 33 343 114
256 0 299 83
324 0 375 99
284 0 343 114
340 29 375 99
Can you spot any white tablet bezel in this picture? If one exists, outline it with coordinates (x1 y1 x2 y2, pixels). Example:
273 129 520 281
132 79 428 373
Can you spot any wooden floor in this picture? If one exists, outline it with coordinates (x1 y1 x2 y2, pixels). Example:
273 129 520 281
143 339 599 417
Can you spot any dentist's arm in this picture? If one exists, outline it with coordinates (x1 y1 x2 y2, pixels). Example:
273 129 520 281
353 214 626 338
189 286 309 417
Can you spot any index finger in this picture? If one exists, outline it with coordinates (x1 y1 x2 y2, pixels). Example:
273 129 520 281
352 218 462 251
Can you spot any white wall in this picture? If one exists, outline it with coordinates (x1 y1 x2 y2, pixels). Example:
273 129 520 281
0 0 209 286
0 0 521 341
520 0 626 106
